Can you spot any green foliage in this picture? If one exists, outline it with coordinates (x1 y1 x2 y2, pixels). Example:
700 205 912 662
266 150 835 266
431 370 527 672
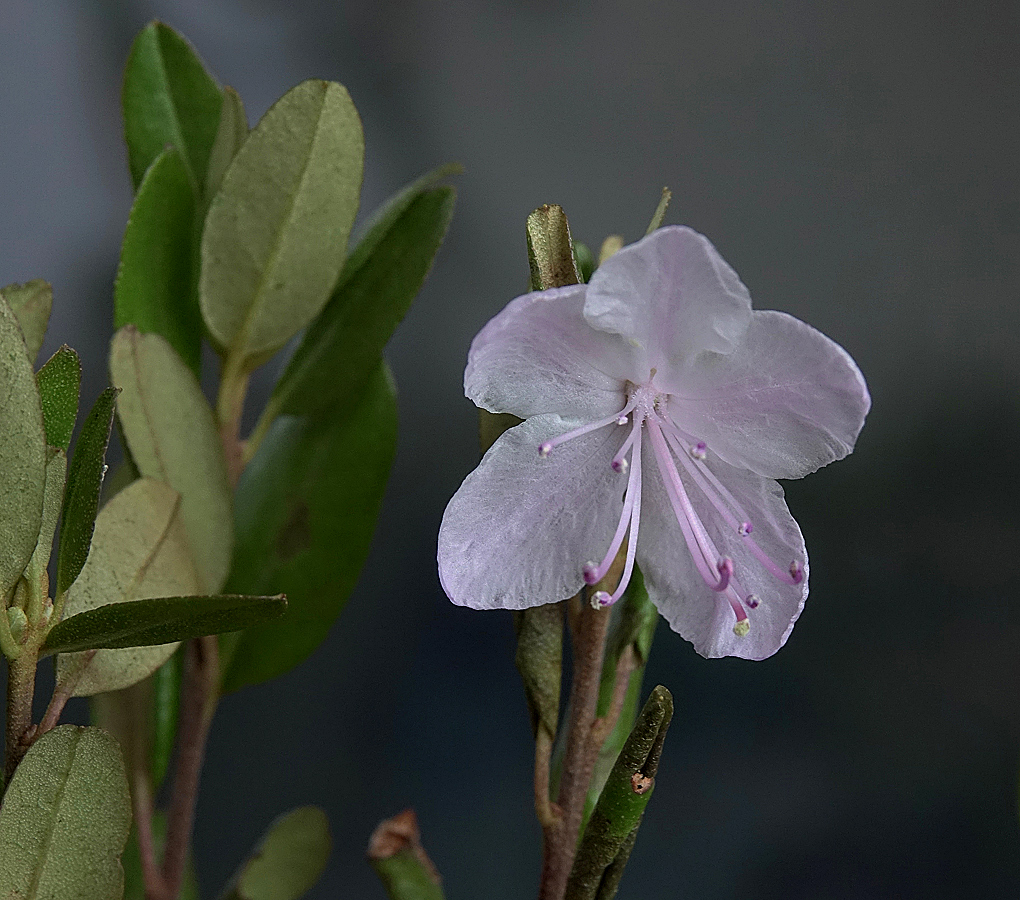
115 147 202 375
151 649 182 789
267 165 457 420
46 592 286 657
526 203 581 291
0 295 46 604
222 362 397 692
204 86 248 204
200 79 364 365
55 387 117 599
110 327 233 593
122 21 222 190
0 726 131 900
36 346 82 452
54 477 201 695
222 807 331 900
1 279 52 364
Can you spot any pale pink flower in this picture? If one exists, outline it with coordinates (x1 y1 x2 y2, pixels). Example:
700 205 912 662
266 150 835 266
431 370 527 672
439 226 870 659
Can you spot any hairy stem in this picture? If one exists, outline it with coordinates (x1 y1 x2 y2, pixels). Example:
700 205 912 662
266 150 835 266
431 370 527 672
161 636 218 899
539 599 611 900
5 648 38 783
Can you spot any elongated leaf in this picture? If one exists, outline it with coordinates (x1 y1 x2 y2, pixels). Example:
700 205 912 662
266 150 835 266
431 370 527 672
223 807 331 900
47 593 286 656
0 295 46 602
110 327 233 592
267 173 456 419
205 86 248 204
37 345 82 451
151 648 182 789
222 362 396 692
2 279 52 363
56 388 117 599
23 449 67 601
55 477 203 695
115 147 202 374
200 79 364 364
0 725 131 900
122 22 221 190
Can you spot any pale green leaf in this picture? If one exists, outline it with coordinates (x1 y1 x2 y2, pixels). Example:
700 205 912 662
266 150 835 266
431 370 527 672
114 147 201 375
223 807 331 900
36 346 82 452
0 725 131 900
110 326 233 593
22 449 67 602
122 22 222 190
200 79 364 364
56 477 202 696
205 86 248 204
0 295 47 603
1 279 52 364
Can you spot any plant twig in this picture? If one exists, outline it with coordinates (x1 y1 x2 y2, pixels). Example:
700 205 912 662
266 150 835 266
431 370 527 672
37 650 95 737
539 597 612 900
161 635 218 899
5 648 38 782
368 809 445 900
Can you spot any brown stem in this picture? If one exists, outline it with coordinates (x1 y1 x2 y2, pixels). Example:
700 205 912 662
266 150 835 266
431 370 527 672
534 726 559 830
37 651 95 739
133 767 168 900
590 645 637 751
539 598 612 900
161 636 218 899
5 649 38 783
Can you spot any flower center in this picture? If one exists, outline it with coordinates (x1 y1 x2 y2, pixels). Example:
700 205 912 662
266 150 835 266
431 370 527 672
538 377 804 636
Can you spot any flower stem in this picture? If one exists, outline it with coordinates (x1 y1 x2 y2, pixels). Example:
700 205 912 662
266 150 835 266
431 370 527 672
161 636 218 899
539 597 612 900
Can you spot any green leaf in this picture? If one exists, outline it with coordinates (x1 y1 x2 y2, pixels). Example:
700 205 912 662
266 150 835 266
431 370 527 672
46 593 286 656
151 648 182 789
23 449 67 606
110 326 233 593
54 477 203 695
0 725 131 900
55 388 117 598
205 86 248 204
644 187 672 235
222 807 331 900
1 279 52 364
115 147 202 375
200 79 364 365
36 345 82 452
222 361 396 692
368 811 445 900
0 295 47 603
122 21 222 190
266 167 456 420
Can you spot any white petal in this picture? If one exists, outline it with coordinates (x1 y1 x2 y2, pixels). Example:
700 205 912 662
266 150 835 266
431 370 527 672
670 310 871 480
438 415 627 610
637 444 808 660
465 285 630 420
583 226 753 384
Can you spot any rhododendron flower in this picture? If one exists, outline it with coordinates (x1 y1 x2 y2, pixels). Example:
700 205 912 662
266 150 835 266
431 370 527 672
438 226 869 659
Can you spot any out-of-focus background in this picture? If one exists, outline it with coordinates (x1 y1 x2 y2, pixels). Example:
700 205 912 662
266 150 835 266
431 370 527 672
2 1 1019 897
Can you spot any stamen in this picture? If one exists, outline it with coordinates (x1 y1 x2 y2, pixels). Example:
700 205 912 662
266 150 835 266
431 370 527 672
726 592 750 636
612 456 629 475
611 418 642 473
616 416 628 425
537 397 639 457
738 521 753 536
591 435 643 608
745 593 760 609
646 418 729 592
789 560 804 584
715 557 734 593
690 441 706 460
590 590 612 609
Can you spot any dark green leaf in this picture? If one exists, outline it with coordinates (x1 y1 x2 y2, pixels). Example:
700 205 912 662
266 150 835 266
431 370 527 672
222 807 331 900
0 295 46 602
122 21 222 190
36 345 82 451
204 86 248 204
55 388 117 597
0 725 131 900
43 593 286 655
200 79 364 364
115 147 201 375
1 279 52 363
266 170 456 419
222 362 397 692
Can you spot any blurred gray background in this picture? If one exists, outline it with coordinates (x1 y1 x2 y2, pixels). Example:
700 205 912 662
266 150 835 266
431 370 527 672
2 0 1019 897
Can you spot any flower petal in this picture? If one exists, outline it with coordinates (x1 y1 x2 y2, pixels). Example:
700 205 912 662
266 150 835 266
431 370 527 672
669 310 871 480
583 226 753 384
439 415 626 610
637 445 808 660
465 285 630 420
